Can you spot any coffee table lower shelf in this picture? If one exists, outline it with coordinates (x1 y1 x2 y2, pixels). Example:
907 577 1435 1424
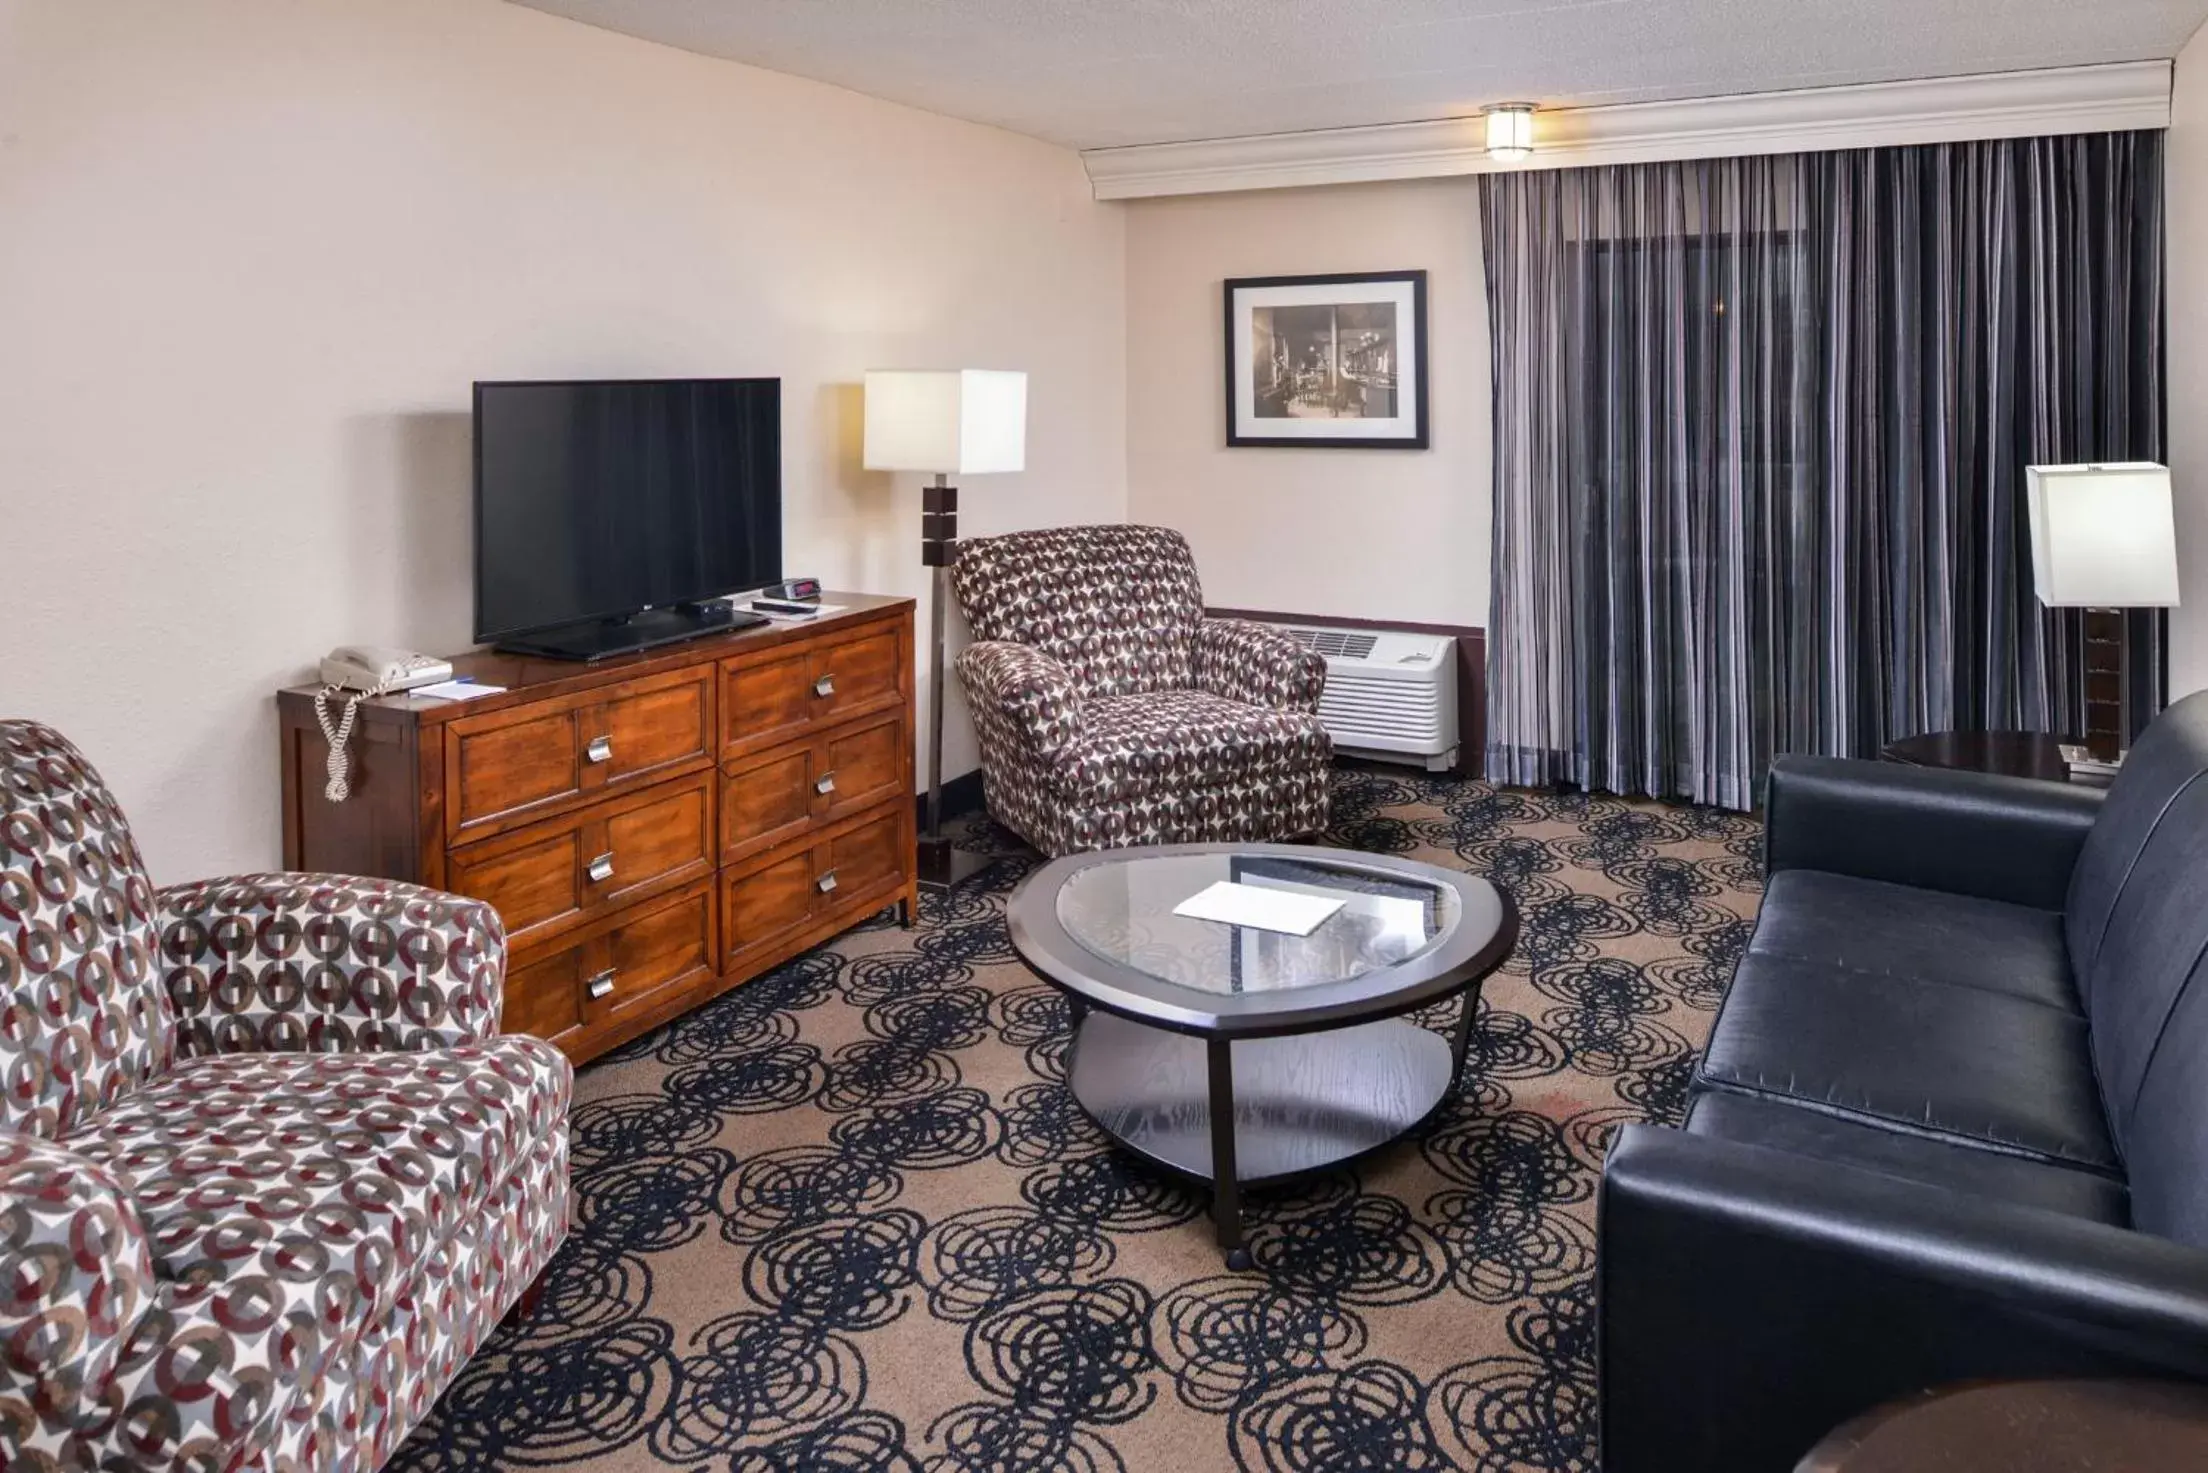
1067 1010 1458 1264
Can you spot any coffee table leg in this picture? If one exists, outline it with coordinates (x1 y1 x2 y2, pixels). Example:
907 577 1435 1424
1207 1039 1252 1270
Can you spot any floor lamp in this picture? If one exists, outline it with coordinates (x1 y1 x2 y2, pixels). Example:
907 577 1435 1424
2025 462 2182 765
863 368 1028 891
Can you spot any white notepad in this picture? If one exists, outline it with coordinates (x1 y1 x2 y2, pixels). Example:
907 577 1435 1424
1172 880 1343 937
408 680 504 702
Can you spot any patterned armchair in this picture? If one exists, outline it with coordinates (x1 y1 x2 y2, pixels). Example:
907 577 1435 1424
950 525 1333 855
0 721 571 1473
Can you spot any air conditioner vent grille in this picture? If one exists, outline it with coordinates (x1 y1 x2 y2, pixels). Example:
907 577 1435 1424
1284 627 1378 660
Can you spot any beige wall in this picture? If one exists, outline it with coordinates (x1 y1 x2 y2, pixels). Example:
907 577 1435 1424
0 0 1126 879
2170 26 2208 697
1123 179 1490 629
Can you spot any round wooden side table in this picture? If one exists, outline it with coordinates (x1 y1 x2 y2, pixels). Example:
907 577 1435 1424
1879 730 2077 783
1797 1380 2208 1472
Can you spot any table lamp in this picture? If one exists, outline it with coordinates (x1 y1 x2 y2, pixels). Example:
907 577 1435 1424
863 368 1028 890
2025 462 2181 763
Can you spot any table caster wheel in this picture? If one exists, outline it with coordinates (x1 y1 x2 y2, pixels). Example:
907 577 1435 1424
1225 1247 1254 1272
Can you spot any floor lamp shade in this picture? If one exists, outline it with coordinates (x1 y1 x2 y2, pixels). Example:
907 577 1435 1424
863 370 1027 475
2026 463 2182 608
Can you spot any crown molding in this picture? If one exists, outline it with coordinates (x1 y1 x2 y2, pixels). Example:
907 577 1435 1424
1082 60 2172 200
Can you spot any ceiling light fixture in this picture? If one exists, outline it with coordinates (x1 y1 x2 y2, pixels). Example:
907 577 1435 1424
1484 103 1536 163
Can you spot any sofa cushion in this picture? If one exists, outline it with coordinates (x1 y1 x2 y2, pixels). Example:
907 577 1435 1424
1683 1089 2127 1225
2124 947 2208 1248
2065 689 2208 999
1049 690 1332 806
1697 952 2115 1174
2071 765 2208 1146
1749 869 2075 1012
62 1036 570 1329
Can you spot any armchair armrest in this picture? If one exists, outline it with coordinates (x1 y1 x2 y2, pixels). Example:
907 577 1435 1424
1765 754 2103 909
1194 618 1327 712
1598 1123 2208 1473
0 1130 157 1432
956 641 1084 760
159 874 505 1057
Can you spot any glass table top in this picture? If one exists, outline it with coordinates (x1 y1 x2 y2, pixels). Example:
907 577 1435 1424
1053 851 1462 998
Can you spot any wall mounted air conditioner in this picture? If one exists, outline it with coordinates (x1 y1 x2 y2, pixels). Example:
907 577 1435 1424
1273 624 1459 771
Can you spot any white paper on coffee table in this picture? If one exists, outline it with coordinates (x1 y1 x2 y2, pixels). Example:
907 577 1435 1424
1172 880 1343 936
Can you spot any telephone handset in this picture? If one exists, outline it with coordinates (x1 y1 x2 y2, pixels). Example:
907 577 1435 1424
312 646 455 802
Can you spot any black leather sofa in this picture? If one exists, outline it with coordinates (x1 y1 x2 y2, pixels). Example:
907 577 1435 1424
1599 691 2208 1471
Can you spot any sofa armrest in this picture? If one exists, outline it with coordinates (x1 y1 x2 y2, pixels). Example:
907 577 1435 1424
1194 618 1327 713
1764 754 2103 909
955 641 1084 761
1598 1123 2208 1473
0 1130 158 1431
159 874 505 1056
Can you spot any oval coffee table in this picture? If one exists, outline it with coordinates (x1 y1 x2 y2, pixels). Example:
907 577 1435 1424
1007 843 1517 1267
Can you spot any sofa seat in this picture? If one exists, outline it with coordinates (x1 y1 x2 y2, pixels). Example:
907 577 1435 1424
1749 869 2077 1012
64 1038 569 1333
1697 949 2116 1173
1683 1090 2127 1224
1052 690 1332 806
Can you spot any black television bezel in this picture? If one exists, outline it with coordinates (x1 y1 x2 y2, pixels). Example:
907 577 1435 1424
470 375 783 645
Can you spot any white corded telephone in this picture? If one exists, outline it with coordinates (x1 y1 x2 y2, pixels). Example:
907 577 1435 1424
312 646 454 802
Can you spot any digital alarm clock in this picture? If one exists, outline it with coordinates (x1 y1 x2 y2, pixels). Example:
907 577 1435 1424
767 578 822 602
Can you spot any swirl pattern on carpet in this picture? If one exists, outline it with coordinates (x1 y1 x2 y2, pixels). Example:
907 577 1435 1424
392 770 1760 1472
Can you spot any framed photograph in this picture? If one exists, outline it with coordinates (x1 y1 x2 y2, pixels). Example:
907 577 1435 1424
1225 270 1428 449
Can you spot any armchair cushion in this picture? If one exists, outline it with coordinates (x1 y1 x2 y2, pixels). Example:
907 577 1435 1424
55 1036 570 1469
1193 618 1326 712
0 1132 156 1437
1 722 174 1139
956 641 1083 761
951 525 1205 698
63 1038 568 1323
1056 692 1332 806
159 874 506 1057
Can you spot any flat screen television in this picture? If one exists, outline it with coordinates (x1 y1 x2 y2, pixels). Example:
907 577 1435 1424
473 377 782 660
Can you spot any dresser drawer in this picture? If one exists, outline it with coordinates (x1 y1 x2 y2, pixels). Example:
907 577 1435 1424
501 880 717 1048
591 880 718 1032
446 667 714 842
720 801 912 974
720 620 909 761
446 770 714 949
719 709 909 865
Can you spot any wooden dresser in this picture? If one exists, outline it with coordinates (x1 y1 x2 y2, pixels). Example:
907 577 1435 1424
276 594 918 1064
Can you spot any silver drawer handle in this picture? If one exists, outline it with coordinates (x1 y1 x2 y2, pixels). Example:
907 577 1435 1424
813 674 835 698
586 852 615 883
816 870 839 894
585 735 614 764
815 772 837 795
586 968 616 1000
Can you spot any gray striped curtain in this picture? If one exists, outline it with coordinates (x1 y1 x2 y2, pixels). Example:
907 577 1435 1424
1480 132 2166 809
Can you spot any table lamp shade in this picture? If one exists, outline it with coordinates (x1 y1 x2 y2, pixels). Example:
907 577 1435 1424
2026 463 2182 608
863 369 1027 476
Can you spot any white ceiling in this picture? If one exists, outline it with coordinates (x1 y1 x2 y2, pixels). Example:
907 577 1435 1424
508 0 2208 151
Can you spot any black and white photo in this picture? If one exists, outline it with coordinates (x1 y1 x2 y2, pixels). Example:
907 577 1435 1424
1225 270 1427 449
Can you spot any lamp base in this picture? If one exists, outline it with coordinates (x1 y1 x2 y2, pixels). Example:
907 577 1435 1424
919 835 995 893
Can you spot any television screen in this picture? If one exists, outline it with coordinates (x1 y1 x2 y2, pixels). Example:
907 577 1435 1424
473 378 782 643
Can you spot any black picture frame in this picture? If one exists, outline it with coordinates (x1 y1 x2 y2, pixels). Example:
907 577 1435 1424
1224 269 1429 450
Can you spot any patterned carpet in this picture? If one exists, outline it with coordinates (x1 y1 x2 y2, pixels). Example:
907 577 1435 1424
389 767 1763 1473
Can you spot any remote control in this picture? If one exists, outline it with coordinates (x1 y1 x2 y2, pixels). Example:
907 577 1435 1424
752 597 822 617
